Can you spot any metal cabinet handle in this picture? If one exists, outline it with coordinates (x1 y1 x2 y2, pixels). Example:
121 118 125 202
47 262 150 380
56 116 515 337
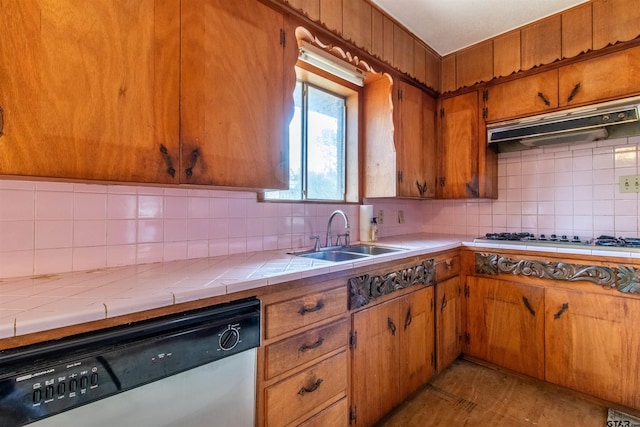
522 296 536 316
299 337 324 353
159 145 176 178
404 308 412 330
416 181 427 196
298 300 324 315
554 303 569 319
185 148 200 178
567 83 581 103
387 317 396 336
441 295 448 312
298 378 323 395
0 106 4 136
537 92 551 106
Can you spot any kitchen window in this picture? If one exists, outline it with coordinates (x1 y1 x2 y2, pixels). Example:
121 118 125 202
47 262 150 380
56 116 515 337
264 61 360 203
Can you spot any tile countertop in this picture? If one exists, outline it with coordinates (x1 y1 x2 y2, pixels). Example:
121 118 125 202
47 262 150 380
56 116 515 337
0 234 466 340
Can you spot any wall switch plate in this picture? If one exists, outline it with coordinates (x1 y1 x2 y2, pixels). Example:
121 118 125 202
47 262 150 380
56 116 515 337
398 210 404 224
378 210 384 224
619 175 640 193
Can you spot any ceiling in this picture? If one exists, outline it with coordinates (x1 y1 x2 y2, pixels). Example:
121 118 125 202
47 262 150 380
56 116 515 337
370 0 590 56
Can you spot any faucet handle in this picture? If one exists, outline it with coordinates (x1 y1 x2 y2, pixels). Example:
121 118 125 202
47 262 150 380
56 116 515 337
309 235 321 251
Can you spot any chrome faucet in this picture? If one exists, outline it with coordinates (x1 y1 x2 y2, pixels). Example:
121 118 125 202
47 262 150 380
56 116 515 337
326 209 350 247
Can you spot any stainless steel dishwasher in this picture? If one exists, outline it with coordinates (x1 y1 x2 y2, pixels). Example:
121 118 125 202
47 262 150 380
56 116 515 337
0 297 261 427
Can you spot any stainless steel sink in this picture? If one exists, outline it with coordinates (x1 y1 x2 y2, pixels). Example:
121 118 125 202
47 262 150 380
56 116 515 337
292 244 407 262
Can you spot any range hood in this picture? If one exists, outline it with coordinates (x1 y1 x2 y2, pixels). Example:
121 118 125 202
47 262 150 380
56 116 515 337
487 96 640 152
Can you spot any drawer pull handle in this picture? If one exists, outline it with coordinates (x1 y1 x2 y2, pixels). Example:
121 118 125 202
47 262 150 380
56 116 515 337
522 296 536 316
298 300 324 315
554 303 569 319
298 378 323 395
441 295 448 312
567 83 581 103
387 317 396 336
299 337 324 352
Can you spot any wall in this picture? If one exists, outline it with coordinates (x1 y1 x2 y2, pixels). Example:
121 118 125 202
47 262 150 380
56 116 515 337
422 135 640 240
0 181 360 279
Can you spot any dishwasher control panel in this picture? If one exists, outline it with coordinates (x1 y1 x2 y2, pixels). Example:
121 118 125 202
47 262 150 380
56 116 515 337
0 298 261 426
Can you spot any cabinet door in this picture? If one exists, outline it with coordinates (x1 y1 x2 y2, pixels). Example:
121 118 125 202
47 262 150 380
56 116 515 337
485 70 559 122
351 299 400 427
466 276 545 379
396 82 424 198
438 92 479 199
181 0 295 188
0 0 180 183
436 276 462 372
399 286 435 398
545 288 640 408
559 45 640 107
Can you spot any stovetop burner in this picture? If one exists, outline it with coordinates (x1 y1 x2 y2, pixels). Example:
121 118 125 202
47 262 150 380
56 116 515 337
477 232 640 249
594 236 640 248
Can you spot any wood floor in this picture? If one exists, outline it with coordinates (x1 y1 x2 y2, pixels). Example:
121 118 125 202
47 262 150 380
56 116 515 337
379 359 612 427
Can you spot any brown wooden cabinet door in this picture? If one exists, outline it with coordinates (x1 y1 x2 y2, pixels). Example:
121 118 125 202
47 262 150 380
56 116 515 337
438 92 480 199
559 45 640 107
485 70 559 122
181 0 296 188
351 298 400 427
466 276 545 379
0 0 180 183
396 82 424 198
399 286 435 398
545 288 640 408
342 0 371 52
593 0 640 50
436 276 463 372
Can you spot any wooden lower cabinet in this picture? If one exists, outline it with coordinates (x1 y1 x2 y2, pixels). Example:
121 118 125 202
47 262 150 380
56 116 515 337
435 276 463 372
350 286 435 426
465 276 545 379
545 287 640 409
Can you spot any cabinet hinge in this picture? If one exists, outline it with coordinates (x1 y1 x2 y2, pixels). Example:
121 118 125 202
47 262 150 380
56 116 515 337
431 351 435 368
350 331 357 349
464 332 471 345
279 29 285 47
439 107 445 118
430 298 434 312
397 170 403 183
482 107 488 120
398 89 403 101
349 406 357 424
482 89 489 102
464 284 469 297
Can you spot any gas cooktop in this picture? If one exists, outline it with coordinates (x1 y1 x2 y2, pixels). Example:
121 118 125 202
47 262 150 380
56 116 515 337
474 233 640 249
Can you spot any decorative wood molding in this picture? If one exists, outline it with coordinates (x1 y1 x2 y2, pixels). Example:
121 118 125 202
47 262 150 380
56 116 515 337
475 252 640 295
348 259 435 310
295 26 381 75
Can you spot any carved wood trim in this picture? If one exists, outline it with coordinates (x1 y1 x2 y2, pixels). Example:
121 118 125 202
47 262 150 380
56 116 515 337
475 252 640 295
348 259 435 310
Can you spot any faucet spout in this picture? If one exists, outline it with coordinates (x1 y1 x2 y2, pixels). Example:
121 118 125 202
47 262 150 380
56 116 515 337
326 210 350 247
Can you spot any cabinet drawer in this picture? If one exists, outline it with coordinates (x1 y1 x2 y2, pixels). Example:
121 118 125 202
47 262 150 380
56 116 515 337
298 397 348 427
265 319 348 379
436 255 460 282
266 351 348 427
265 287 347 339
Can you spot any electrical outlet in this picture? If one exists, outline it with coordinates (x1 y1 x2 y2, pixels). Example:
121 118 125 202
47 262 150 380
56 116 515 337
378 210 384 224
398 210 404 224
619 175 640 193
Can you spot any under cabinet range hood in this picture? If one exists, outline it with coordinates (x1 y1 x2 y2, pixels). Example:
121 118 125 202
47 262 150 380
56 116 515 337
487 96 640 152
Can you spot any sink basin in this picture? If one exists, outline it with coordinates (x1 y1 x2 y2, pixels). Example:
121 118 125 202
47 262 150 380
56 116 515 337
292 244 406 262
296 250 369 262
340 244 406 255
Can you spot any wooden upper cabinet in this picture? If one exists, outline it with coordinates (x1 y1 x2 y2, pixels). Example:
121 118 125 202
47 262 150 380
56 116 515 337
484 69 559 122
440 55 457 93
494 30 521 78
593 0 640 50
382 16 395 66
425 49 441 92
414 41 427 85
396 82 436 198
456 41 493 88
370 7 384 59
181 0 296 188
285 0 320 21
521 16 562 71
320 0 343 35
438 91 493 199
559 45 640 107
561 2 593 59
0 0 180 183
342 0 371 52
393 25 415 77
